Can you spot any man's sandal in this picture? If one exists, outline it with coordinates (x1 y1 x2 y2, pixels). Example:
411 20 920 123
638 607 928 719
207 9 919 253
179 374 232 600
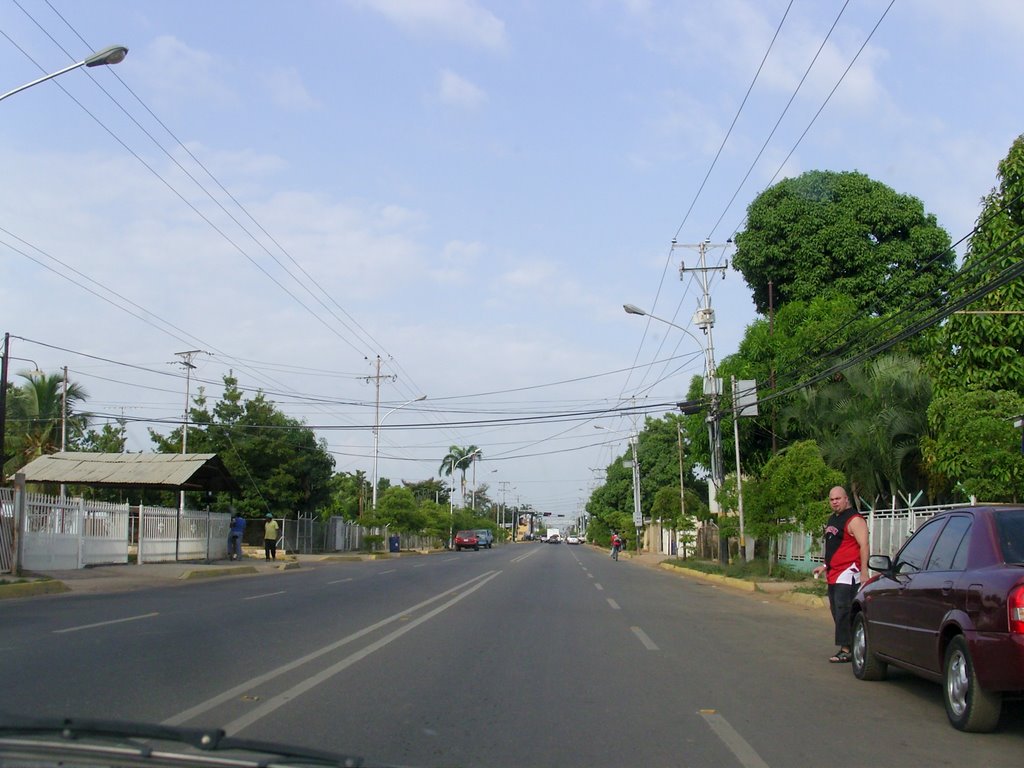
829 650 852 663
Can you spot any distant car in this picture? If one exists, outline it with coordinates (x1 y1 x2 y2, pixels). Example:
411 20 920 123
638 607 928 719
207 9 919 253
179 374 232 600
851 506 1024 732
566 535 580 545
454 530 479 551
474 529 494 549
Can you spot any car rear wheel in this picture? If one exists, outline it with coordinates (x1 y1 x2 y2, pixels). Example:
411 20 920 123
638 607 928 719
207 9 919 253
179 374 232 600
943 636 1001 732
851 612 887 681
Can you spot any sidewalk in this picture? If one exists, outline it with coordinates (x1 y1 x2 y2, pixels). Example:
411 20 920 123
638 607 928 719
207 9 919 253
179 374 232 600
615 548 829 610
0 549 424 599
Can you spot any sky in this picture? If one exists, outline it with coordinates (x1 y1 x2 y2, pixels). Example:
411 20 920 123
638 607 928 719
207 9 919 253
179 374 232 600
2 0 1023 525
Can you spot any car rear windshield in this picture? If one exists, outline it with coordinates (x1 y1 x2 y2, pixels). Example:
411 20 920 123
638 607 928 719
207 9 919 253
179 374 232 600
994 511 1024 564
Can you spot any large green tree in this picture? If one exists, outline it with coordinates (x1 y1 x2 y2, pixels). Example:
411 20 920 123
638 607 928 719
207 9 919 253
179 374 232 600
928 133 1024 393
924 134 1024 502
149 374 335 517
733 170 954 317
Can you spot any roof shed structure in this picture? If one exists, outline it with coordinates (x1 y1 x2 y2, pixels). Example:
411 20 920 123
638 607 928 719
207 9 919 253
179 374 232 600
11 452 240 492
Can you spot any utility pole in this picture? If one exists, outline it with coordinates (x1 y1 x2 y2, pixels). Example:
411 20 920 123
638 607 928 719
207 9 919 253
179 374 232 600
60 366 68 499
499 481 512 538
674 238 731 563
173 350 203 561
364 355 397 509
0 333 11 485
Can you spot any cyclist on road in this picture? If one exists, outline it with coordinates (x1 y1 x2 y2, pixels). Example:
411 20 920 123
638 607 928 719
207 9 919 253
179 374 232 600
610 532 623 561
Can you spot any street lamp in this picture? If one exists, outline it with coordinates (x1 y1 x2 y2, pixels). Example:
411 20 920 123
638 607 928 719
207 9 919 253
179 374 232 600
448 448 480 547
372 394 426 510
625 302 727 563
1 45 129 103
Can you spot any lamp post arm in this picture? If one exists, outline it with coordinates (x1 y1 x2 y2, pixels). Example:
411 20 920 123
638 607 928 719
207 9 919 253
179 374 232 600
1 45 128 103
372 394 426 510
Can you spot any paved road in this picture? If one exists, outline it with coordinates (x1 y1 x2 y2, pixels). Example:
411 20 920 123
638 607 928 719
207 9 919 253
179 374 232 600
1 544 1021 766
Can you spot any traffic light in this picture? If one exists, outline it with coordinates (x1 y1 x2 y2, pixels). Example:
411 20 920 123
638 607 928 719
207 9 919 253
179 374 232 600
677 399 704 415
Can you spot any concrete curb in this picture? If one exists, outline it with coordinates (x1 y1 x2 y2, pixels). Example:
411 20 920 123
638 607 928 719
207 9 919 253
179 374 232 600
0 579 72 599
180 566 259 580
779 590 829 609
658 562 757 592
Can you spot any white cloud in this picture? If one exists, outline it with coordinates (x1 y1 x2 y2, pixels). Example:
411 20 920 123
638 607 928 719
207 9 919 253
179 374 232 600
265 67 321 110
350 0 507 50
438 69 487 108
135 35 237 108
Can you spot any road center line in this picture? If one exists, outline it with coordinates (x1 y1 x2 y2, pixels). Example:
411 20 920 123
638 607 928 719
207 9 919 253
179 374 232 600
327 578 353 584
631 626 659 651
700 711 770 768
511 548 542 564
54 612 159 634
378 569 396 575
163 570 498 727
222 570 503 736
595 583 604 591
607 598 620 610
243 591 286 601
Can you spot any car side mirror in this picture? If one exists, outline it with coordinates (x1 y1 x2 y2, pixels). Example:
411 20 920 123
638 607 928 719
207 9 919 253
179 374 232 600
868 554 892 573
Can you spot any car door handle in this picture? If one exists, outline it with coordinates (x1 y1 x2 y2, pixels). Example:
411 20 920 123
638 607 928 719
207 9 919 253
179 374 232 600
941 580 954 596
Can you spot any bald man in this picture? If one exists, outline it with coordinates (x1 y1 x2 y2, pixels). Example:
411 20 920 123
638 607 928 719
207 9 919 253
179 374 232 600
813 486 869 663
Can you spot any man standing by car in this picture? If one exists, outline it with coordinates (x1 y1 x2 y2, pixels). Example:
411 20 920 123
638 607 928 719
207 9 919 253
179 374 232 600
813 486 869 664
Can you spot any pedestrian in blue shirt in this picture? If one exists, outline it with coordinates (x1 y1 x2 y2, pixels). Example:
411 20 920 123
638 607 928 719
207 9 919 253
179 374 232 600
228 511 246 560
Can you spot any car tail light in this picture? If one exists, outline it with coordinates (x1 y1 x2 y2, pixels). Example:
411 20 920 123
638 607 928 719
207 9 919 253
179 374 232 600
1010 585 1024 634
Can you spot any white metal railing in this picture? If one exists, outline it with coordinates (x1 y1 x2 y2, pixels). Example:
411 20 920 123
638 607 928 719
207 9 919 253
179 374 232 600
137 506 230 563
15 491 130 570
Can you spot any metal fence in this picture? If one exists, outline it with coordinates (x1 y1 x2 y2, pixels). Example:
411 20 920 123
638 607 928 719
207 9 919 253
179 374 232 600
1 488 131 571
0 487 448 572
0 486 232 571
137 506 231 563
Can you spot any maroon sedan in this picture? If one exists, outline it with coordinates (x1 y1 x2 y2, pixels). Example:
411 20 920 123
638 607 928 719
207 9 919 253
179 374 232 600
851 506 1024 731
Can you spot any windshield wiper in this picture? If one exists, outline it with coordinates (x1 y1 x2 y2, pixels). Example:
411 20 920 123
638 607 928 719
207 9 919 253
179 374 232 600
0 714 371 767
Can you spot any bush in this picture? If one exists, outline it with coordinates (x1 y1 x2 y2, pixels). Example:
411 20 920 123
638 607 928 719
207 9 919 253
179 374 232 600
362 534 384 552
666 557 812 582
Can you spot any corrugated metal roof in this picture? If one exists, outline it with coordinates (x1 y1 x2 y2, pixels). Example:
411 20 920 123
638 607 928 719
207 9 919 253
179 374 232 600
11 452 240 491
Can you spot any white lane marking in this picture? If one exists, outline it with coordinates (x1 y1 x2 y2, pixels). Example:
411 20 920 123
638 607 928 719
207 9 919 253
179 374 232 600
631 626 659 651
511 548 542 564
222 571 502 735
413 563 427 568
54 612 159 634
378 569 397 575
700 711 770 768
243 591 286 601
327 578 354 584
595 583 604 591
443 557 458 562
587 573 594 579
163 570 498 727
607 599 620 610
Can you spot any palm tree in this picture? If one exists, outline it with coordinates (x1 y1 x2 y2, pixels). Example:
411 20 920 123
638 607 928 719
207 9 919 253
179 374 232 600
7 371 89 468
439 445 482 502
782 353 931 505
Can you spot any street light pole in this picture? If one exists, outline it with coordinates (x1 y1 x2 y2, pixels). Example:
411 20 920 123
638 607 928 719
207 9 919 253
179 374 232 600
447 449 480 547
1 45 129 103
372 394 426 510
625 299 728 563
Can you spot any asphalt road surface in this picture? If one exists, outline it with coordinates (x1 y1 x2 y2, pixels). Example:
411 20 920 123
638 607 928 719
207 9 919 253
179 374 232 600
1 543 1021 767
